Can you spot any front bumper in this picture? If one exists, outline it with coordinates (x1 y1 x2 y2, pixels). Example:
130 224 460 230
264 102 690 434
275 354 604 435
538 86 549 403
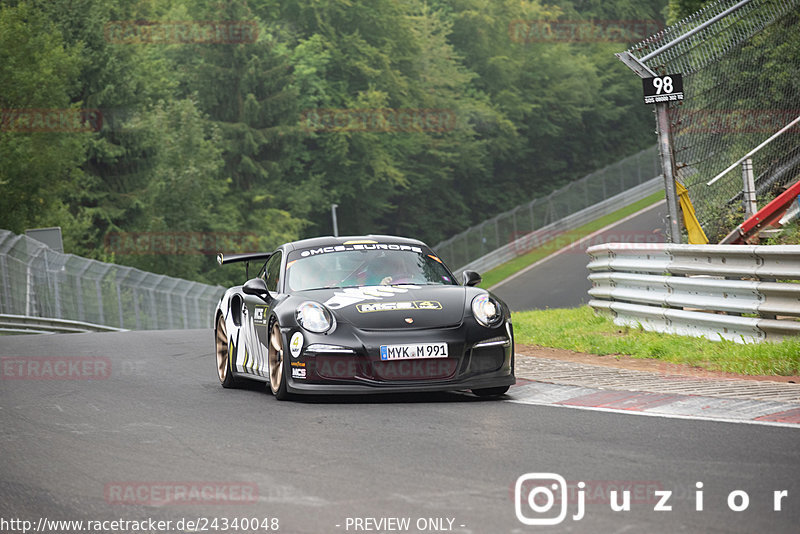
283 320 514 395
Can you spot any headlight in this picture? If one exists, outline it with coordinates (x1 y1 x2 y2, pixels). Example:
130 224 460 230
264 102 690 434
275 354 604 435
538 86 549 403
296 301 334 333
472 294 502 327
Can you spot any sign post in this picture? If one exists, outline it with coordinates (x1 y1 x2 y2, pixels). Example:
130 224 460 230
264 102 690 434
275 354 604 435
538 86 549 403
331 204 339 237
642 74 684 105
654 102 682 244
642 73 684 244
617 53 685 244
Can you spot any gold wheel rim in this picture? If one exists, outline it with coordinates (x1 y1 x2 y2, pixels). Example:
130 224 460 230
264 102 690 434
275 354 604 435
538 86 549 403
269 323 284 392
215 315 228 383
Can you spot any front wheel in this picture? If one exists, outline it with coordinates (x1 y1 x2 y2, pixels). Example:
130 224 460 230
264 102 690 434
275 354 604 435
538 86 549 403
471 385 509 398
268 321 290 400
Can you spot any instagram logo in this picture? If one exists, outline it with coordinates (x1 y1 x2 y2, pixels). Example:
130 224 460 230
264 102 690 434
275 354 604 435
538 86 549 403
514 473 584 525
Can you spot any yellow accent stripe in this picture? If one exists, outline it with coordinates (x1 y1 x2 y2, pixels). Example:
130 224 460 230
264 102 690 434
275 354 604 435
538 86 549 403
676 181 709 244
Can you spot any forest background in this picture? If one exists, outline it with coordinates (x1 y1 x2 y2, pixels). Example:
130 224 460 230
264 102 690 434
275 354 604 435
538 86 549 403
2 0 710 286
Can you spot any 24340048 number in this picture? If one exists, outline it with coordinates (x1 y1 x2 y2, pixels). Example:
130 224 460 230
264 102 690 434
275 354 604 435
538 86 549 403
182 517 280 531
380 342 448 360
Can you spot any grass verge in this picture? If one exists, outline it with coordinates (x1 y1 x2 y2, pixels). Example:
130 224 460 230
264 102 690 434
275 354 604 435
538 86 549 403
513 306 800 376
479 192 663 289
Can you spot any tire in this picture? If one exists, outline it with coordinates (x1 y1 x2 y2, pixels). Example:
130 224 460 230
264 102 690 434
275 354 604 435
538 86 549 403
215 313 240 388
471 385 509 398
268 320 290 400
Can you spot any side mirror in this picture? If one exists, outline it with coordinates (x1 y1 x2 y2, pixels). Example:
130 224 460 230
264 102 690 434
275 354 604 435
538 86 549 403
243 277 270 300
462 270 482 287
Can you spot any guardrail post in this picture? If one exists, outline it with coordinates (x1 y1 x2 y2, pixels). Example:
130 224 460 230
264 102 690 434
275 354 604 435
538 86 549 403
637 151 642 185
512 209 518 244
74 261 92 322
133 288 141 330
655 103 682 243
584 176 590 206
44 250 62 319
0 232 18 314
742 158 757 219
143 273 159 330
181 283 192 329
601 170 608 198
115 269 141 330
25 246 46 317
95 263 112 325
0 255 6 314
116 280 124 328
190 282 204 329
528 200 536 232
545 196 556 225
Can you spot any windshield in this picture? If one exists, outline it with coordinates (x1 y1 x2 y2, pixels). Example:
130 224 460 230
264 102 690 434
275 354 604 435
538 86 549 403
285 245 456 292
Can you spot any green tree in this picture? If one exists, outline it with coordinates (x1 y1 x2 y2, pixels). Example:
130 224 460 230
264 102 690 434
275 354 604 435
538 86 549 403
27 0 184 257
1 0 677 285
284 0 423 237
102 98 231 283
171 0 308 254
666 0 709 24
0 1 87 241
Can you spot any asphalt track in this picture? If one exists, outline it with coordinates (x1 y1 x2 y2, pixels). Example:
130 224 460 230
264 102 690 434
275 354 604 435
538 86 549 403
1 329 799 533
492 201 668 311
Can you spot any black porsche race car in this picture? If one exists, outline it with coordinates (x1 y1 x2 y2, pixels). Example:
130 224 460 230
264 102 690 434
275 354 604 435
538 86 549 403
213 235 514 400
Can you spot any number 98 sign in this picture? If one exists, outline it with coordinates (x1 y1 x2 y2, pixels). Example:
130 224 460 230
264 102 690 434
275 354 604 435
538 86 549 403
643 73 684 104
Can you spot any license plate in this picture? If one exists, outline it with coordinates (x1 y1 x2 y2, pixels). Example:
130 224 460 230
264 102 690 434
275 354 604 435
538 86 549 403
380 343 448 360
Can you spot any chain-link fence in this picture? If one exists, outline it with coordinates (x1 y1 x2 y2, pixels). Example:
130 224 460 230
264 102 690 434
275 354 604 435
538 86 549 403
624 0 800 242
433 145 661 271
0 230 224 330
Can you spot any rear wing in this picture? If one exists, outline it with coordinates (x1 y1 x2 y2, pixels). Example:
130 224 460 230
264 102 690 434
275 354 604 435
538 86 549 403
217 252 272 280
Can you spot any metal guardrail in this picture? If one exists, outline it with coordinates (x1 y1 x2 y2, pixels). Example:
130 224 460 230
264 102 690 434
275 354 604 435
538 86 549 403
0 230 225 331
587 243 800 343
434 145 661 272
450 176 663 276
0 314 127 335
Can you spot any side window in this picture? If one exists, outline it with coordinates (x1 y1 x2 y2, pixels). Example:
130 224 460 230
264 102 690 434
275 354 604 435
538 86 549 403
264 251 282 293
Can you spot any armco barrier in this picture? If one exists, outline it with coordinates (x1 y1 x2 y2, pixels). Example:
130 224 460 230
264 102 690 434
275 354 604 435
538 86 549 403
433 145 662 273
0 230 224 331
449 176 662 276
0 314 126 334
587 243 800 343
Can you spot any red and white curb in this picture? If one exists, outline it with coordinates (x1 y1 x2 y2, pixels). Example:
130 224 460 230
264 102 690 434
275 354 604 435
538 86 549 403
514 356 800 403
508 380 800 429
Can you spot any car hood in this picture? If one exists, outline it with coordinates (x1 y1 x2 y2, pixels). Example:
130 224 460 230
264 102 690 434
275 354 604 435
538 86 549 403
298 284 468 329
